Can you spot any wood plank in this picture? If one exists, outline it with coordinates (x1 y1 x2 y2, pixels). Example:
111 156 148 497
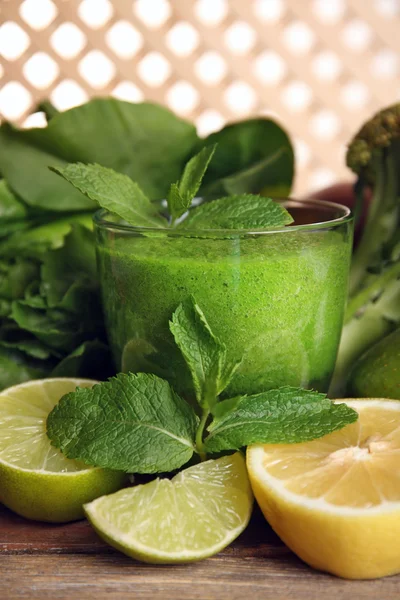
1 553 399 600
1 505 400 599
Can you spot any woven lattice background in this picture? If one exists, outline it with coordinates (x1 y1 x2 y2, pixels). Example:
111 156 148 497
1 0 399 194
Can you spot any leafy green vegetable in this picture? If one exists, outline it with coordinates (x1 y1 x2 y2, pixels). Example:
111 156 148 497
169 298 239 410
180 194 293 230
47 373 198 473
40 224 97 307
52 163 167 228
0 123 95 212
330 104 400 396
0 346 51 390
204 388 358 453
0 258 39 303
0 223 107 388
0 181 27 222
0 99 199 205
0 338 55 360
198 119 294 197
167 145 216 223
0 213 93 258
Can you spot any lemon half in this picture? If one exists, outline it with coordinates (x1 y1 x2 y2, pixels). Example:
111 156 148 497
247 399 400 579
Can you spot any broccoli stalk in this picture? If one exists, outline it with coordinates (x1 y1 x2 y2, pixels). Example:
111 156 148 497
330 104 400 396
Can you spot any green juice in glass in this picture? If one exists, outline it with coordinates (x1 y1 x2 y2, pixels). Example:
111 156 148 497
95 200 352 398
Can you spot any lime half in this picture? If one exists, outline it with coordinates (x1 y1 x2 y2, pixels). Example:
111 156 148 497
85 453 253 563
0 378 125 522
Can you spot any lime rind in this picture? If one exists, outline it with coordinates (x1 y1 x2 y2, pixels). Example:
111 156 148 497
84 453 253 563
0 378 125 522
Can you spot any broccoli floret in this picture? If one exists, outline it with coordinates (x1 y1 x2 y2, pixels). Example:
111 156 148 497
346 104 400 180
330 103 400 396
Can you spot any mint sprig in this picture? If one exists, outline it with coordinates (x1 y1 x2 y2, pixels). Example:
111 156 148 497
51 163 167 228
204 388 356 453
167 144 216 224
47 372 198 473
52 150 294 231
169 298 240 411
179 194 293 230
47 300 358 474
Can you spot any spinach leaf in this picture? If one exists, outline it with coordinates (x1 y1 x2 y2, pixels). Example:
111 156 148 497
198 118 294 197
0 99 199 208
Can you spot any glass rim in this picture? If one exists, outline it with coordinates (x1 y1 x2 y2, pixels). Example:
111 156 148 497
93 198 353 237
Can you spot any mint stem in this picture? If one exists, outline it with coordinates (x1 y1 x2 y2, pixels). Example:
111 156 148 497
196 409 210 461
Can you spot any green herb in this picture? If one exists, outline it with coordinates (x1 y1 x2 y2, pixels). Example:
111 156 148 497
204 388 357 453
180 194 293 230
170 298 240 460
47 299 358 473
170 298 239 410
47 373 198 473
167 145 216 224
52 163 166 228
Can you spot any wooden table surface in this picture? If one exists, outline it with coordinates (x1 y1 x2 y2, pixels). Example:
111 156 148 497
1 504 399 600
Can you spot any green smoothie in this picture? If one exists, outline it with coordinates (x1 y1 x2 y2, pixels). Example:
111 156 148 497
96 217 352 398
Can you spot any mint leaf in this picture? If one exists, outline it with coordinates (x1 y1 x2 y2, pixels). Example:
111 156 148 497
180 194 293 230
47 372 199 473
169 298 240 410
51 163 167 228
204 387 358 453
168 144 216 222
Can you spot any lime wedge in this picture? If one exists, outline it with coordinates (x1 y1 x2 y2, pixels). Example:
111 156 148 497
85 453 253 563
0 378 125 522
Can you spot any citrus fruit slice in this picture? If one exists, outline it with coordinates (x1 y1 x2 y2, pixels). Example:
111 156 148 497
0 378 125 523
247 399 400 580
85 452 253 563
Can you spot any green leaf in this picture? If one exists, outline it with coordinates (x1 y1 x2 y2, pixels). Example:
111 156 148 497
198 119 294 197
0 99 198 206
52 163 167 228
0 180 28 221
0 338 55 360
0 220 31 239
0 213 93 258
51 340 113 379
180 194 293 230
169 298 240 409
0 346 51 391
0 123 95 212
47 373 199 473
41 224 97 307
204 387 358 453
10 301 90 353
168 144 216 222
0 258 39 300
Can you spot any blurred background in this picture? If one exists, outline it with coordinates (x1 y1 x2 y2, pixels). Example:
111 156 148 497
0 0 399 194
